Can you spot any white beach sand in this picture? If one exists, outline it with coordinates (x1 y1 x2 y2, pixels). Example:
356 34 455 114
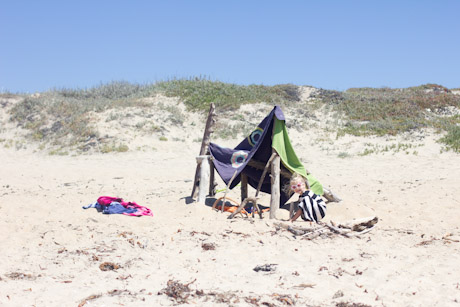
0 99 459 306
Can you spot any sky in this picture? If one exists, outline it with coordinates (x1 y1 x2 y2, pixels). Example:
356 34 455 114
1 0 459 93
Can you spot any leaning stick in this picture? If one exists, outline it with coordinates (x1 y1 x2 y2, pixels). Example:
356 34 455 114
211 196 245 216
255 152 277 197
221 170 238 213
339 216 378 231
348 225 377 237
240 152 276 219
228 197 251 219
319 222 352 237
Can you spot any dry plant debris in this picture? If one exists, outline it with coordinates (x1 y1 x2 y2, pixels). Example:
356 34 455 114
78 289 137 307
201 242 216 250
78 294 102 307
118 231 133 238
190 230 211 236
158 279 298 305
335 302 372 307
292 283 315 289
99 262 120 271
272 293 296 305
275 216 378 239
158 279 195 304
415 233 459 246
5 272 37 280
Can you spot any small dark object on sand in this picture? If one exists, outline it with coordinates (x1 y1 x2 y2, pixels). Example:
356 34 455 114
336 302 372 307
201 242 216 250
159 279 195 304
99 262 120 271
6 272 36 280
253 264 277 272
273 293 296 305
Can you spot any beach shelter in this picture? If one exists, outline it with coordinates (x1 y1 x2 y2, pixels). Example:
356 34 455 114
208 105 323 210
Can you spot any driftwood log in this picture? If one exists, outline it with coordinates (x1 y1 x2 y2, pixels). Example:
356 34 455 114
195 155 210 204
209 160 216 197
275 216 378 239
247 159 292 180
191 103 216 199
323 187 342 203
240 173 248 201
270 151 280 219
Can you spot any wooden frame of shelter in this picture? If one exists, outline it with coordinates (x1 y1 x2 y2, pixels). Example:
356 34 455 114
191 103 340 219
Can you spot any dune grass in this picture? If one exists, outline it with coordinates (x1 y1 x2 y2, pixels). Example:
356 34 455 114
6 79 460 153
439 124 460 153
319 85 460 136
155 77 300 111
8 81 155 151
316 84 460 152
7 79 301 152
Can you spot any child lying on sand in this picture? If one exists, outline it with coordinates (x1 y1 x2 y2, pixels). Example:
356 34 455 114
288 173 327 223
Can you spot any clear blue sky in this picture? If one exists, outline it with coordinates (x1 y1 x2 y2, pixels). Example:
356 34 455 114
1 0 459 93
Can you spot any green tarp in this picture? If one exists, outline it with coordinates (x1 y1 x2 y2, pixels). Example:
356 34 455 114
272 118 323 195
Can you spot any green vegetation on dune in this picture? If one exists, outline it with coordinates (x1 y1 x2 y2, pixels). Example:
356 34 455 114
5 79 460 153
156 78 300 111
318 85 460 152
439 125 460 153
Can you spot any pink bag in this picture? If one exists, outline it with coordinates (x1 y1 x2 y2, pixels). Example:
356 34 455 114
96 196 153 217
97 196 123 206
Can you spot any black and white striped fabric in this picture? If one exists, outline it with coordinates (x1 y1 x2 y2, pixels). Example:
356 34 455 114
299 191 326 223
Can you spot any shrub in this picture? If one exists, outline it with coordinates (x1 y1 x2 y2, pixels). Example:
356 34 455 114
439 125 460 153
329 86 460 136
155 77 300 112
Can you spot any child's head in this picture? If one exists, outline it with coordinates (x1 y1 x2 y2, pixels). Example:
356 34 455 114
286 173 307 195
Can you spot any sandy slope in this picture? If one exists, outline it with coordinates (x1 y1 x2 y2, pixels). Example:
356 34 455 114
1 100 460 306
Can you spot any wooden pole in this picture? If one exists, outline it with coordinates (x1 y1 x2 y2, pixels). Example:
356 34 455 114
209 159 216 197
240 173 248 202
221 170 238 213
255 153 276 197
196 155 210 204
270 150 280 219
247 159 292 179
191 103 216 199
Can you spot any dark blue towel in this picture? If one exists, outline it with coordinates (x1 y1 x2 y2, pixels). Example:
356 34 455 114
102 202 137 215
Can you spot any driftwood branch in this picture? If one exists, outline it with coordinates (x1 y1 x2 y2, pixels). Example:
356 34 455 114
247 159 292 180
209 160 216 196
274 216 378 239
191 103 216 199
195 155 210 204
270 151 280 219
255 152 277 197
240 173 248 201
226 153 276 220
221 170 238 213
338 216 379 231
322 187 342 203
227 197 259 219
211 197 247 217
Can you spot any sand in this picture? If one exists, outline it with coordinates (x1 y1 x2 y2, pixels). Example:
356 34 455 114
1 99 460 306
